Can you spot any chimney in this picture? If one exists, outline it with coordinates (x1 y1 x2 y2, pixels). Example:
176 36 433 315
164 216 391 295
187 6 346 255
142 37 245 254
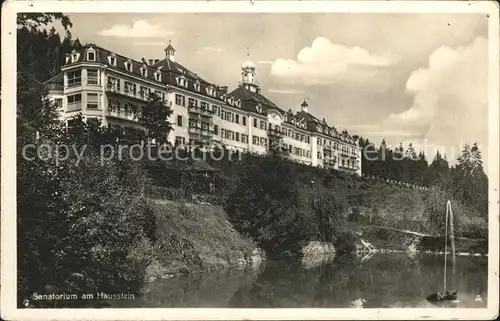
148 59 154 66
219 86 228 95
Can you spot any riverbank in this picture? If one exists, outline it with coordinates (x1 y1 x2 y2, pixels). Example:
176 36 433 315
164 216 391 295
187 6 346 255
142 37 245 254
143 199 265 283
143 198 488 287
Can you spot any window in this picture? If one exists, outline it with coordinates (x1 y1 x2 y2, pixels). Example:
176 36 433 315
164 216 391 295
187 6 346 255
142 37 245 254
54 98 63 108
242 116 247 126
107 76 120 92
67 70 82 87
139 86 149 99
253 118 257 127
124 81 136 94
108 56 116 66
194 82 201 92
260 137 266 146
71 52 79 63
87 69 99 85
317 138 321 145
253 136 259 145
140 67 147 77
87 49 95 61
235 132 240 142
154 72 161 82
213 125 219 135
235 114 240 124
125 103 136 115
125 61 133 72
177 115 183 127
86 93 99 109
212 105 220 116
175 94 185 106
67 93 82 104
200 101 208 111
260 121 266 130
241 134 248 143
188 98 197 107
307 136 310 143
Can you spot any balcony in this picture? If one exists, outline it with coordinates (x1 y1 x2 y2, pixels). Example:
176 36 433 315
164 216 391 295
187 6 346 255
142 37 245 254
106 109 135 121
105 84 148 101
267 128 285 137
188 105 214 117
338 163 357 171
323 144 333 150
340 149 350 157
323 158 336 166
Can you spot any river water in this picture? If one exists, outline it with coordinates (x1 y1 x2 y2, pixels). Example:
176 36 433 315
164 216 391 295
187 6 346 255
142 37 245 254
117 254 488 308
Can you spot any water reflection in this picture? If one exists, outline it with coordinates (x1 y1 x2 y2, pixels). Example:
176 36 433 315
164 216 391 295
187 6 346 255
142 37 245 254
119 254 488 308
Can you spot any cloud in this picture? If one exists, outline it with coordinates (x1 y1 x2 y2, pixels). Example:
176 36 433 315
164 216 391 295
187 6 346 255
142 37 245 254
97 20 175 38
133 41 166 46
269 37 400 87
200 47 222 52
267 88 306 95
387 37 488 170
257 60 274 64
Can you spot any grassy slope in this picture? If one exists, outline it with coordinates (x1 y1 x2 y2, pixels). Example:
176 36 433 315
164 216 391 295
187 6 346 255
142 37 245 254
145 199 259 280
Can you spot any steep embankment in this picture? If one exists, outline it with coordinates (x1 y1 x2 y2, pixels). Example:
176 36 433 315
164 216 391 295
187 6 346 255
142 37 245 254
144 199 264 283
347 179 487 239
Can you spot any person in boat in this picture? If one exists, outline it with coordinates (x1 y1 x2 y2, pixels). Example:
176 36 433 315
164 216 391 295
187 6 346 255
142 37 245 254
426 289 458 302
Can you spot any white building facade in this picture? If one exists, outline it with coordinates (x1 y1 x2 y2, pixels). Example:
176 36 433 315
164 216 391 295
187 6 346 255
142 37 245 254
45 43 361 175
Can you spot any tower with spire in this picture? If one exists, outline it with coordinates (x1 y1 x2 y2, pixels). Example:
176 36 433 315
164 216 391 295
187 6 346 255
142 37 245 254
301 100 309 113
241 47 259 93
164 40 176 62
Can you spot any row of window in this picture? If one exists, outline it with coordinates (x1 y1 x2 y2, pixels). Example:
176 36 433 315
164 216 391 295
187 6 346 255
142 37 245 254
220 129 249 143
107 77 166 101
67 93 99 109
318 138 357 154
252 136 268 146
67 69 99 88
292 147 310 158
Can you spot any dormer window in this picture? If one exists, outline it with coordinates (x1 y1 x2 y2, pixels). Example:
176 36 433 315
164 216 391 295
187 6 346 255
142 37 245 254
194 81 201 92
125 60 133 72
71 50 80 63
206 87 215 97
87 48 96 61
154 71 161 82
256 104 263 113
176 76 188 88
316 125 321 131
108 54 117 66
235 100 241 108
140 65 148 77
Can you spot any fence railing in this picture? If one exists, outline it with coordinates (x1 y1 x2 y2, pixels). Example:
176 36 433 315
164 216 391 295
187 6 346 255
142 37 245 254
361 174 430 191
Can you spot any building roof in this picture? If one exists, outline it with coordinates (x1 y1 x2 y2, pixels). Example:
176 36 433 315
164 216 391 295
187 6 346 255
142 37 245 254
51 43 358 145
62 44 227 102
228 85 285 115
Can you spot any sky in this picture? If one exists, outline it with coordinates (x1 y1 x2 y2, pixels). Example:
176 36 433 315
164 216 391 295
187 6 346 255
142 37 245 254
60 13 489 172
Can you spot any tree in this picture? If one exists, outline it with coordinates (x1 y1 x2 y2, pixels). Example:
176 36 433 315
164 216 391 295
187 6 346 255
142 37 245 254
126 93 173 145
452 143 488 215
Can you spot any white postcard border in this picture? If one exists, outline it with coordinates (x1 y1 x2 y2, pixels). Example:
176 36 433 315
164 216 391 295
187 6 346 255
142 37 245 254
1 1 499 320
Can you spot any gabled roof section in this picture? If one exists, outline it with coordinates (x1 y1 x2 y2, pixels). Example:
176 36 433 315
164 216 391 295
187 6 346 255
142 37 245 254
227 86 285 114
61 43 224 100
44 71 64 90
